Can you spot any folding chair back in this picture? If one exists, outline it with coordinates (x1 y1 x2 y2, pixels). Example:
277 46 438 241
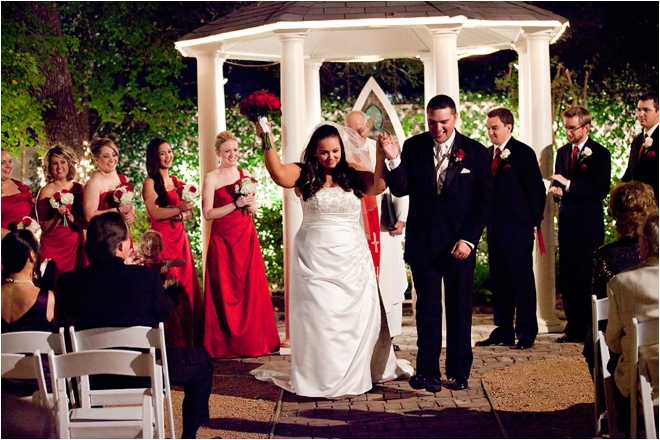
1 349 49 408
69 324 174 438
1 328 67 407
631 317 659 439
48 348 158 439
591 295 616 437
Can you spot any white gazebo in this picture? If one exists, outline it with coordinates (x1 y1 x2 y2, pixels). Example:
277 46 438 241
175 1 569 336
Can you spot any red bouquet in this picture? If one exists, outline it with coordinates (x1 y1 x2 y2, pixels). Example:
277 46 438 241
240 90 281 150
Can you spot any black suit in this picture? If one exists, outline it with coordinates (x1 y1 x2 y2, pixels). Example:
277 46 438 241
388 130 492 381
553 138 611 340
622 129 658 200
487 138 546 343
59 258 212 439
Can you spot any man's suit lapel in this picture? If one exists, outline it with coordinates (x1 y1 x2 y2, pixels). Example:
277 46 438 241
443 132 462 190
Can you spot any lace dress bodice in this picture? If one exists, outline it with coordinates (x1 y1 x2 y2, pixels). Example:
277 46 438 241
301 186 361 220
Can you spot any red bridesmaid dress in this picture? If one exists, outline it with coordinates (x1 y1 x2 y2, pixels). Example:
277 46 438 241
38 182 87 277
1 179 35 230
203 169 280 358
149 176 204 348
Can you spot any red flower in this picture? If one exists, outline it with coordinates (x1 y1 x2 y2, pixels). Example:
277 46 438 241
189 185 197 193
22 217 32 227
240 90 282 122
455 149 465 160
115 189 124 199
54 192 62 201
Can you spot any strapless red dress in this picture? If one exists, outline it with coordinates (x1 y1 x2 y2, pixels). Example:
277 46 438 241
203 169 280 358
148 176 203 348
38 182 87 277
1 179 35 230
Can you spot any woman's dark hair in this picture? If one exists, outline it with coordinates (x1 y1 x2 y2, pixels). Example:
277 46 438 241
146 137 171 207
1 230 41 280
296 124 364 201
85 212 129 265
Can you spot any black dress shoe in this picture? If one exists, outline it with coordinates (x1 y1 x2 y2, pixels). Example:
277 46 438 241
392 344 400 352
556 334 582 343
475 337 515 347
409 374 442 392
449 378 468 390
515 339 534 350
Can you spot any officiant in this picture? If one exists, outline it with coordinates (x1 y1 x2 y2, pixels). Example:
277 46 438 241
346 110 409 349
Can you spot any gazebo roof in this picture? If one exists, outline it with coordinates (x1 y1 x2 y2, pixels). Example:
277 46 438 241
176 1 568 61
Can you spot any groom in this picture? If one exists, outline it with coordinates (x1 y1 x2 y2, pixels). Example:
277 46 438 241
384 94 492 391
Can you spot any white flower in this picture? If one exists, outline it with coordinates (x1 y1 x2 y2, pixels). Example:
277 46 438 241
179 183 199 203
235 177 257 197
500 149 511 160
581 147 592 158
16 216 41 236
113 185 134 206
644 137 654 148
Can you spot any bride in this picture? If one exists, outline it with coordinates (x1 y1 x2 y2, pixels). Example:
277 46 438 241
251 121 412 398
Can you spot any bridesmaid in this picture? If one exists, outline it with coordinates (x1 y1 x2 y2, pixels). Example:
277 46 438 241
37 146 87 279
1 148 35 239
201 131 279 358
82 138 135 226
142 137 203 348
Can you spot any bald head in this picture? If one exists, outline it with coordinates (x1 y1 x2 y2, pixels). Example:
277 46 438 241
345 111 369 140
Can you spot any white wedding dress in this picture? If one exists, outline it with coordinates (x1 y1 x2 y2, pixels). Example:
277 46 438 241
251 187 412 398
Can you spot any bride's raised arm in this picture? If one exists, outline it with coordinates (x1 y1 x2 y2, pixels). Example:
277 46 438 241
256 121 301 189
361 133 389 196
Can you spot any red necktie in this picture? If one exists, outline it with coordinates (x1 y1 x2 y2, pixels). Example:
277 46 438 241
491 147 501 175
638 133 647 161
570 146 579 175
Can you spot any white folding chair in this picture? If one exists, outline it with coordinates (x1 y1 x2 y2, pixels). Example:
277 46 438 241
1 328 68 407
49 348 158 439
1 349 49 409
591 295 621 437
69 323 174 439
630 317 659 439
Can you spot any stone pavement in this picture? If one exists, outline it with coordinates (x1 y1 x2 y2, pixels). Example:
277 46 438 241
216 310 587 439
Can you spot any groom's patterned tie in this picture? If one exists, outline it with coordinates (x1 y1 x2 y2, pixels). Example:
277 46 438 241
435 143 449 194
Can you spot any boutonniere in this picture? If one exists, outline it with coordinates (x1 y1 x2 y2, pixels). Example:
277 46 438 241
579 146 592 162
500 149 511 161
643 137 654 155
450 148 466 166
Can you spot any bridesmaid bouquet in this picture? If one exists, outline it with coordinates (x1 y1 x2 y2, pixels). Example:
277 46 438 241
49 189 74 226
234 177 258 215
176 183 199 203
113 184 134 207
16 216 41 236
240 90 281 150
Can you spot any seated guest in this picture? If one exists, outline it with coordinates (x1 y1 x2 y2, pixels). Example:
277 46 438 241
58 212 212 439
1 230 60 398
585 181 657 372
605 212 659 433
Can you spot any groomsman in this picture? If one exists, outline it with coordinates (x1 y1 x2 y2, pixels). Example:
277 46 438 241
548 106 611 343
622 91 658 200
475 108 546 350
384 94 492 391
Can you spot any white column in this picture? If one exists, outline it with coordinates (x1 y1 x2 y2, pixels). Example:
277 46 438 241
420 54 436 131
427 25 461 110
195 49 227 275
278 30 308 346
525 28 563 333
514 40 532 145
305 58 323 135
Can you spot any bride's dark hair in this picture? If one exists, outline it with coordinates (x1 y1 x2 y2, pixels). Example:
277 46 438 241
296 124 365 201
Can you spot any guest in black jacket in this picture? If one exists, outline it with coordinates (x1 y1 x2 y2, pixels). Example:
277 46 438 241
622 91 658 200
59 212 212 439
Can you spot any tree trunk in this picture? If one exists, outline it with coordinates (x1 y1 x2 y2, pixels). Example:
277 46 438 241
29 2 88 158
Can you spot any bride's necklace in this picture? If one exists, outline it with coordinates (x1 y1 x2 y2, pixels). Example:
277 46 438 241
4 278 34 285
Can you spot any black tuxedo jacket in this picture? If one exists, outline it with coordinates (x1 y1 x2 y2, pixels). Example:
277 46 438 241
59 257 174 330
388 130 492 269
553 137 611 217
622 129 658 199
488 137 546 233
